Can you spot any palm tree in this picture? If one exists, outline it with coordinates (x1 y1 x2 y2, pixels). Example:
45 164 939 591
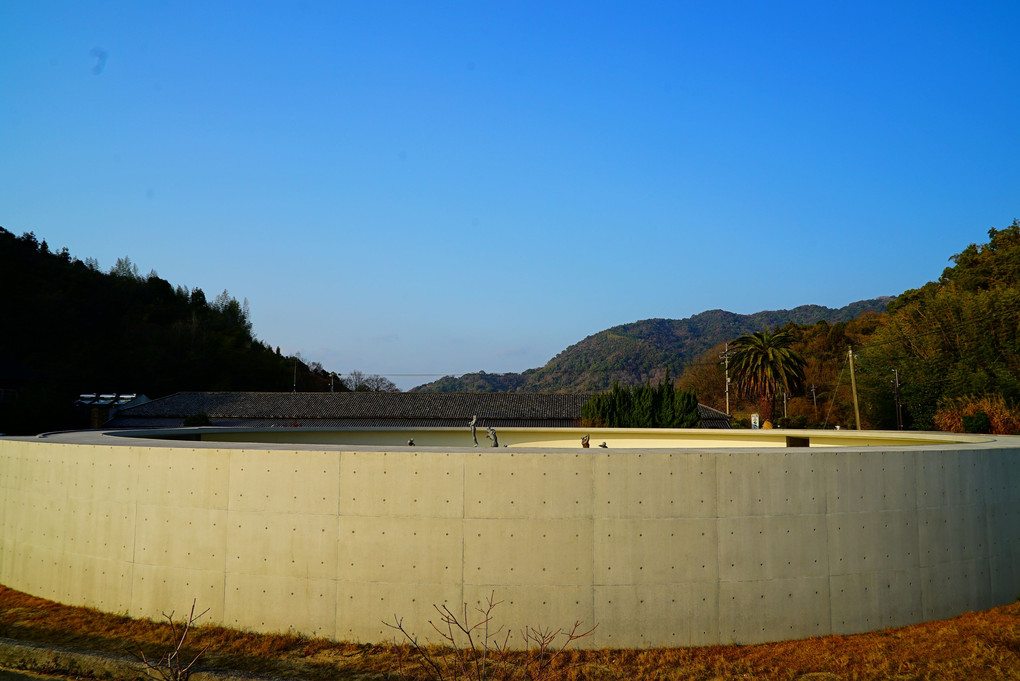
730 328 806 425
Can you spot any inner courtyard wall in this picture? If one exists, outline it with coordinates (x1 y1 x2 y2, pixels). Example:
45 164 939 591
1 436 1018 647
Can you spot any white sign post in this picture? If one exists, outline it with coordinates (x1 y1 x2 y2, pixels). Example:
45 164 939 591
751 413 760 429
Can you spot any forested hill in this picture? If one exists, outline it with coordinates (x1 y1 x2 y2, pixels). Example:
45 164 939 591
413 299 892 393
0 228 335 433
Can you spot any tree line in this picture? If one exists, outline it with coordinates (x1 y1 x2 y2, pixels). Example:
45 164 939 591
0 228 395 434
6 219 1017 434
677 220 1020 433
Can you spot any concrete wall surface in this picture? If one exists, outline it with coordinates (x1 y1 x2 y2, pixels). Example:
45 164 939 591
1 433 1019 647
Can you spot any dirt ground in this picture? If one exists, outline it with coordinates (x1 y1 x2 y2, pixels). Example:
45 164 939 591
2 585 1020 680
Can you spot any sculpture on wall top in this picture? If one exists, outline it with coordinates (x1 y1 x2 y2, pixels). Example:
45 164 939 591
485 426 498 447
469 414 478 446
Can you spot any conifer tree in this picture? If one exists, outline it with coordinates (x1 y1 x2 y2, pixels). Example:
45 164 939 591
582 372 699 428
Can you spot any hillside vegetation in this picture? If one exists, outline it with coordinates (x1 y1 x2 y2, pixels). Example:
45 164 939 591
0 228 337 433
413 300 891 393
418 220 1020 434
5 220 1017 434
681 220 1020 431
857 219 1020 430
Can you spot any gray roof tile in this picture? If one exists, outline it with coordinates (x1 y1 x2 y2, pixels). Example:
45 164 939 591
108 391 732 428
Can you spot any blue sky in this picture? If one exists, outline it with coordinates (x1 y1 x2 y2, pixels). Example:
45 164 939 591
2 2 1018 389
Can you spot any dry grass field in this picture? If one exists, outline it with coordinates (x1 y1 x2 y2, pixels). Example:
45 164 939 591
2 585 1019 680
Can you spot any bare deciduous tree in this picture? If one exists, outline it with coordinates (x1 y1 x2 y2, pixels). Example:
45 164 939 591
344 371 399 392
385 591 596 680
137 600 209 681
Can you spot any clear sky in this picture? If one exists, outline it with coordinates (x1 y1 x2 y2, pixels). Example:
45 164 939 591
3 2 1018 389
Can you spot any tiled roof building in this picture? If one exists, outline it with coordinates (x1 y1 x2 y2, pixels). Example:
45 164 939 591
106 391 732 429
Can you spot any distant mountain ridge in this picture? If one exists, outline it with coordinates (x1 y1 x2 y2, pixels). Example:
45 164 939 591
412 298 892 393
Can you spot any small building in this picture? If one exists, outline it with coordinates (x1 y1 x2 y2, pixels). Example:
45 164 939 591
105 391 732 429
75 393 150 428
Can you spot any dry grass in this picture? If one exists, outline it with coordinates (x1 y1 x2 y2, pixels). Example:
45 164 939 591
2 585 1020 680
933 394 1020 434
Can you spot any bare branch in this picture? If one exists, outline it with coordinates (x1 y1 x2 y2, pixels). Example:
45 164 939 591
386 591 595 680
136 600 210 681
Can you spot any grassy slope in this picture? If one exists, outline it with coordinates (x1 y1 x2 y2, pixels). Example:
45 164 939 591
1 586 1019 680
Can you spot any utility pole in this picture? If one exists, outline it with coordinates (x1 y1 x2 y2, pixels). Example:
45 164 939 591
810 384 818 418
893 368 903 430
847 346 861 430
292 359 297 393
720 343 731 416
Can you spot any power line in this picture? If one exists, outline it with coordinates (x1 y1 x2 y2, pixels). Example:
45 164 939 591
822 355 848 430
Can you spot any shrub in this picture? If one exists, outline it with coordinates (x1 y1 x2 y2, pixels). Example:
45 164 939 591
933 395 1020 435
776 415 809 429
962 411 991 434
182 412 211 427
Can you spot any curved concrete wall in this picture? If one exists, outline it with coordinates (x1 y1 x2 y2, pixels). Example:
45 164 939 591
1 432 1019 647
